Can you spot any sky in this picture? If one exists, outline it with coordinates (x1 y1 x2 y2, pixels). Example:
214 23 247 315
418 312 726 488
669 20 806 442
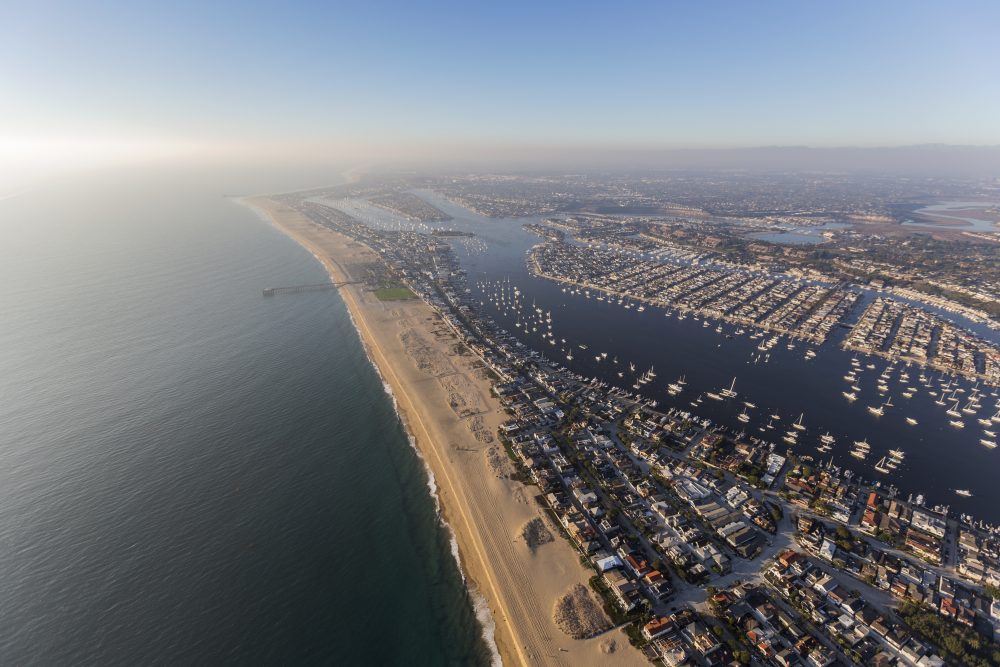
2 0 999 178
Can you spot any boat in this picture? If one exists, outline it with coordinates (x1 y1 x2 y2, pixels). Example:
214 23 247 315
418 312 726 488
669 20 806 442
946 400 962 418
981 439 998 449
850 449 867 460
853 438 870 450
955 489 973 497
783 434 798 445
737 409 750 423
744 401 757 409
949 419 965 429
720 377 738 399
792 413 806 431
820 432 835 444
868 404 884 417
905 417 918 426
874 457 891 474
706 392 724 401
984 430 997 438
842 391 857 401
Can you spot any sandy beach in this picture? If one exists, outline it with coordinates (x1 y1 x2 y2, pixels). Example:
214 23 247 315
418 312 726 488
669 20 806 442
244 197 645 667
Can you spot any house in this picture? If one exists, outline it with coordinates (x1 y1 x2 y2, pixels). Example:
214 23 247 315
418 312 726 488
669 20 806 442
642 616 676 640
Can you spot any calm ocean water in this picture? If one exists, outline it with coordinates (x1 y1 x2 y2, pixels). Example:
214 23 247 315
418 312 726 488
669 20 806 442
0 175 492 665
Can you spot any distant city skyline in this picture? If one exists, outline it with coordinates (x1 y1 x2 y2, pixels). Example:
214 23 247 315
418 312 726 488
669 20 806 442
2 0 999 180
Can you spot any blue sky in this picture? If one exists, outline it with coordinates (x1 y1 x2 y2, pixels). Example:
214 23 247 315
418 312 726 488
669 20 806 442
2 0 999 161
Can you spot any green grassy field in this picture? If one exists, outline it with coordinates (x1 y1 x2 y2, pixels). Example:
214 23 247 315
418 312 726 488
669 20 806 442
373 287 417 301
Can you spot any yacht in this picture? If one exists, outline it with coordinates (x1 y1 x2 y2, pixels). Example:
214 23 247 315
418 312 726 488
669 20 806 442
706 392 724 401
905 417 918 426
946 400 962 418
874 457 891 474
737 409 750 423
949 419 965 429
980 439 998 449
820 432 835 445
842 391 857 401
868 404 884 417
955 489 973 498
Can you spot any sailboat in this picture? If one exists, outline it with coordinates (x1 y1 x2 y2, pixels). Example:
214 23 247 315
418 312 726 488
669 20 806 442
720 377 738 399
792 413 806 431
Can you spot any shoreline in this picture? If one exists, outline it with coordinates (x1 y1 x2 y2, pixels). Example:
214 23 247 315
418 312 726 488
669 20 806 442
240 196 646 667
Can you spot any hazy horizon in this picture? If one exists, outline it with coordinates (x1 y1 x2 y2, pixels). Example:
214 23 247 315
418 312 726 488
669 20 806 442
3 1 1000 188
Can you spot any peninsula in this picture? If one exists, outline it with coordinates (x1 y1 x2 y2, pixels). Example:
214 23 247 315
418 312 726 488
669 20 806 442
246 195 646 667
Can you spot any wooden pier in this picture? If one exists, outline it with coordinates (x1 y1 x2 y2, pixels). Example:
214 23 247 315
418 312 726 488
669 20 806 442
262 281 359 297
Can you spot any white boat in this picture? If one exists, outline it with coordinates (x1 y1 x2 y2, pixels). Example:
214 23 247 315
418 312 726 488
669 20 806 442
792 413 806 431
981 439 998 449
720 377 738 399
949 419 965 429
946 400 962 418
737 409 750 423
820 432 835 444
955 489 972 497
874 457 891 474
905 417 918 426
868 404 884 417
843 391 857 401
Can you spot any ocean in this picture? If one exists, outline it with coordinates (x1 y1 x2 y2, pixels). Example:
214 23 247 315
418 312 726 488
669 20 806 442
0 172 493 665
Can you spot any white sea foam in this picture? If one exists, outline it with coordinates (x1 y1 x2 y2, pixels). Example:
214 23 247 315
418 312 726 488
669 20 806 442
375 365 502 666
